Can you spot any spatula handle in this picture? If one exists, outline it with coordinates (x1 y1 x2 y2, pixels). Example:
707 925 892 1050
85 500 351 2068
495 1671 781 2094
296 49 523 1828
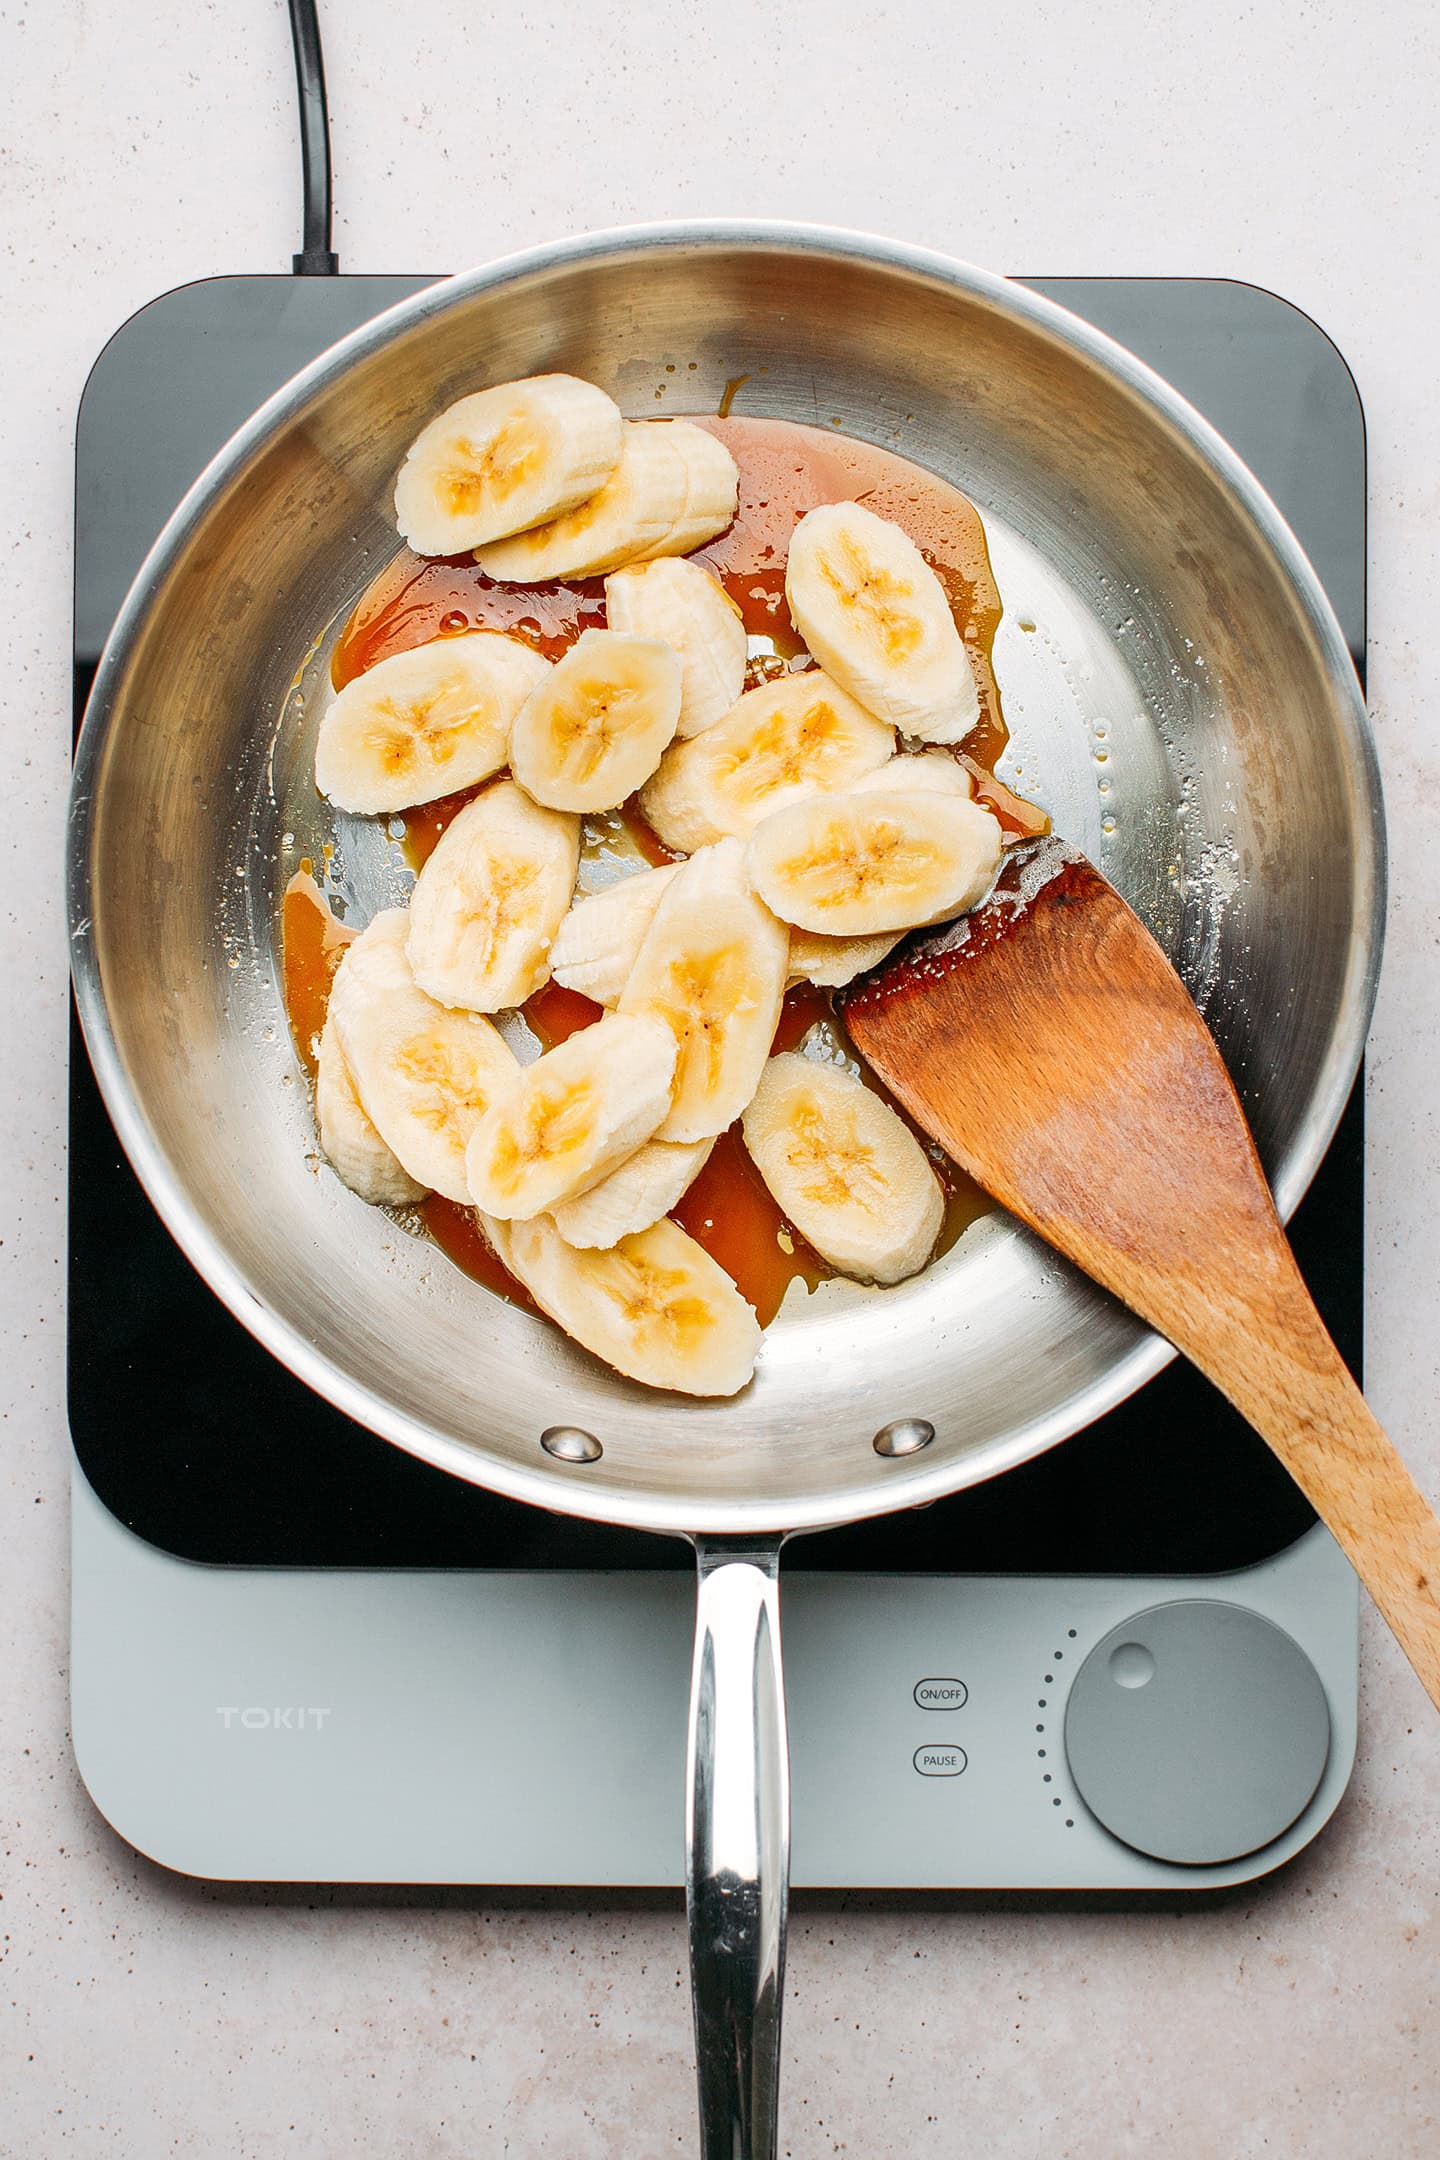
1170 1261 1440 1712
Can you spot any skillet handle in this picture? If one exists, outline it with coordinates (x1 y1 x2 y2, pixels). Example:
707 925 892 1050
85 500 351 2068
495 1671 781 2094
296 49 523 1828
686 1536 789 2160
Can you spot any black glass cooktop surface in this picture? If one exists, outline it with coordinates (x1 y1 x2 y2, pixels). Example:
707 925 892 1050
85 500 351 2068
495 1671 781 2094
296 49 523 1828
69 275 1365 1573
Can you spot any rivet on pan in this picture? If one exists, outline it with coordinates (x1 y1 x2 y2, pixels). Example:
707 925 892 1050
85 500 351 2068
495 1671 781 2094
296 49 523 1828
873 1418 935 1458
541 1426 603 1464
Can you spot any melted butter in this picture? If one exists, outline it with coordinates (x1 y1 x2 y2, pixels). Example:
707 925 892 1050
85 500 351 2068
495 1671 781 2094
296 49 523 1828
298 414 1041 1319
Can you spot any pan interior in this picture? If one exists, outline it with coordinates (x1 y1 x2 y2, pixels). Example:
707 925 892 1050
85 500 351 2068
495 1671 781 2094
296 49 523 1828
74 233 1378 1535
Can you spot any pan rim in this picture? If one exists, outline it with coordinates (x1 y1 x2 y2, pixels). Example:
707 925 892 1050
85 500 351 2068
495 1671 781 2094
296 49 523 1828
67 220 1384 1538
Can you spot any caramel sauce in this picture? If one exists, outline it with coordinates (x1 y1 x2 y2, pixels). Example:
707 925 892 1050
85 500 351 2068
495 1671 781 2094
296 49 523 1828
522 978 605 1048
333 564 607 686
281 871 356 1076
673 1123 827 1328
393 786 477 870
606 800 683 868
670 981 987 1321
396 787 678 880
419 1196 538 1315
289 414 1044 1321
771 982 832 1055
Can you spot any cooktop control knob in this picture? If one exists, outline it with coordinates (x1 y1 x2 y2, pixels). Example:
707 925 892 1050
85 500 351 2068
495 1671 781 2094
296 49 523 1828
1063 1601 1331 1865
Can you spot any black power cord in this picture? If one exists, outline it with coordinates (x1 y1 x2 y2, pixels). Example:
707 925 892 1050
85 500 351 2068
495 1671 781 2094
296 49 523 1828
287 0 339 274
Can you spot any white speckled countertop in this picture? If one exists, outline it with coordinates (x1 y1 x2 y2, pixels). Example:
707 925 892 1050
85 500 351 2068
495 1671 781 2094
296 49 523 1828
4 1 1440 2151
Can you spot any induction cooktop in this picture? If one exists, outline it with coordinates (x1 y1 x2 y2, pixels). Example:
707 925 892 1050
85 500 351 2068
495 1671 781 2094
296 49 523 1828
69 273 1366 1887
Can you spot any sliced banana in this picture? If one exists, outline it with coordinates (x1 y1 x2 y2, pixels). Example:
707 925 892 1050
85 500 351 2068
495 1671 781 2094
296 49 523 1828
550 1136 714 1249
328 910 519 1203
393 375 623 556
315 1013 429 1207
786 755 975 985
618 837 789 1143
549 862 680 1006
473 421 690 583
604 558 747 740
742 1054 944 1285
786 926 902 990
645 422 741 556
465 1011 678 1220
849 749 974 798
747 790 1003 937
785 501 980 742
486 1211 761 1397
638 671 895 855
509 629 682 813
315 631 551 814
405 779 580 1013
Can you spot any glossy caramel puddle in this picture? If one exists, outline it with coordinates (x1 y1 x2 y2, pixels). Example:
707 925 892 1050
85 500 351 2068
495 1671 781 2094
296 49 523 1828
281 870 355 1076
288 414 1043 1320
420 1195 539 1314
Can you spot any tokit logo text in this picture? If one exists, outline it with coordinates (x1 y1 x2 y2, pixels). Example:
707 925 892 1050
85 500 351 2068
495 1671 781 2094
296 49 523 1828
215 1707 334 1731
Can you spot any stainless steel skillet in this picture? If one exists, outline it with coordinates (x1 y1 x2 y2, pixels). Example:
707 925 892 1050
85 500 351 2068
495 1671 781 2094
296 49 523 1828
67 224 1383 2157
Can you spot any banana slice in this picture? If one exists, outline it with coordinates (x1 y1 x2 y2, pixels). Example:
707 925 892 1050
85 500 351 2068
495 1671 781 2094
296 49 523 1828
405 780 580 1013
509 629 683 813
604 558 747 740
850 749 975 798
618 837 789 1143
785 753 975 981
315 631 551 814
747 790 1003 937
329 910 519 1203
784 753 976 983
315 1013 429 1206
644 423 740 557
638 671 895 855
486 1211 761 1397
393 375 623 555
549 862 680 1006
786 926 902 991
550 1136 714 1249
742 1054 944 1285
785 501 980 743
473 421 690 582
465 1011 678 1220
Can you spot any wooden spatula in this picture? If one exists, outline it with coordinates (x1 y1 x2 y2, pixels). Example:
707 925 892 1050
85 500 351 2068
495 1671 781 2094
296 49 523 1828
841 835 1440 1711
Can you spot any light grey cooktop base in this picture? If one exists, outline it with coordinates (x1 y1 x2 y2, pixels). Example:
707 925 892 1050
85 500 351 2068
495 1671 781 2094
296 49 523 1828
73 1471 1357 1889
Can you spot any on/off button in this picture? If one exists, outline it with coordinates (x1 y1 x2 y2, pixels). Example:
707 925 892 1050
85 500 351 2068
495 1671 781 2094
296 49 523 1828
913 1677 968 1710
